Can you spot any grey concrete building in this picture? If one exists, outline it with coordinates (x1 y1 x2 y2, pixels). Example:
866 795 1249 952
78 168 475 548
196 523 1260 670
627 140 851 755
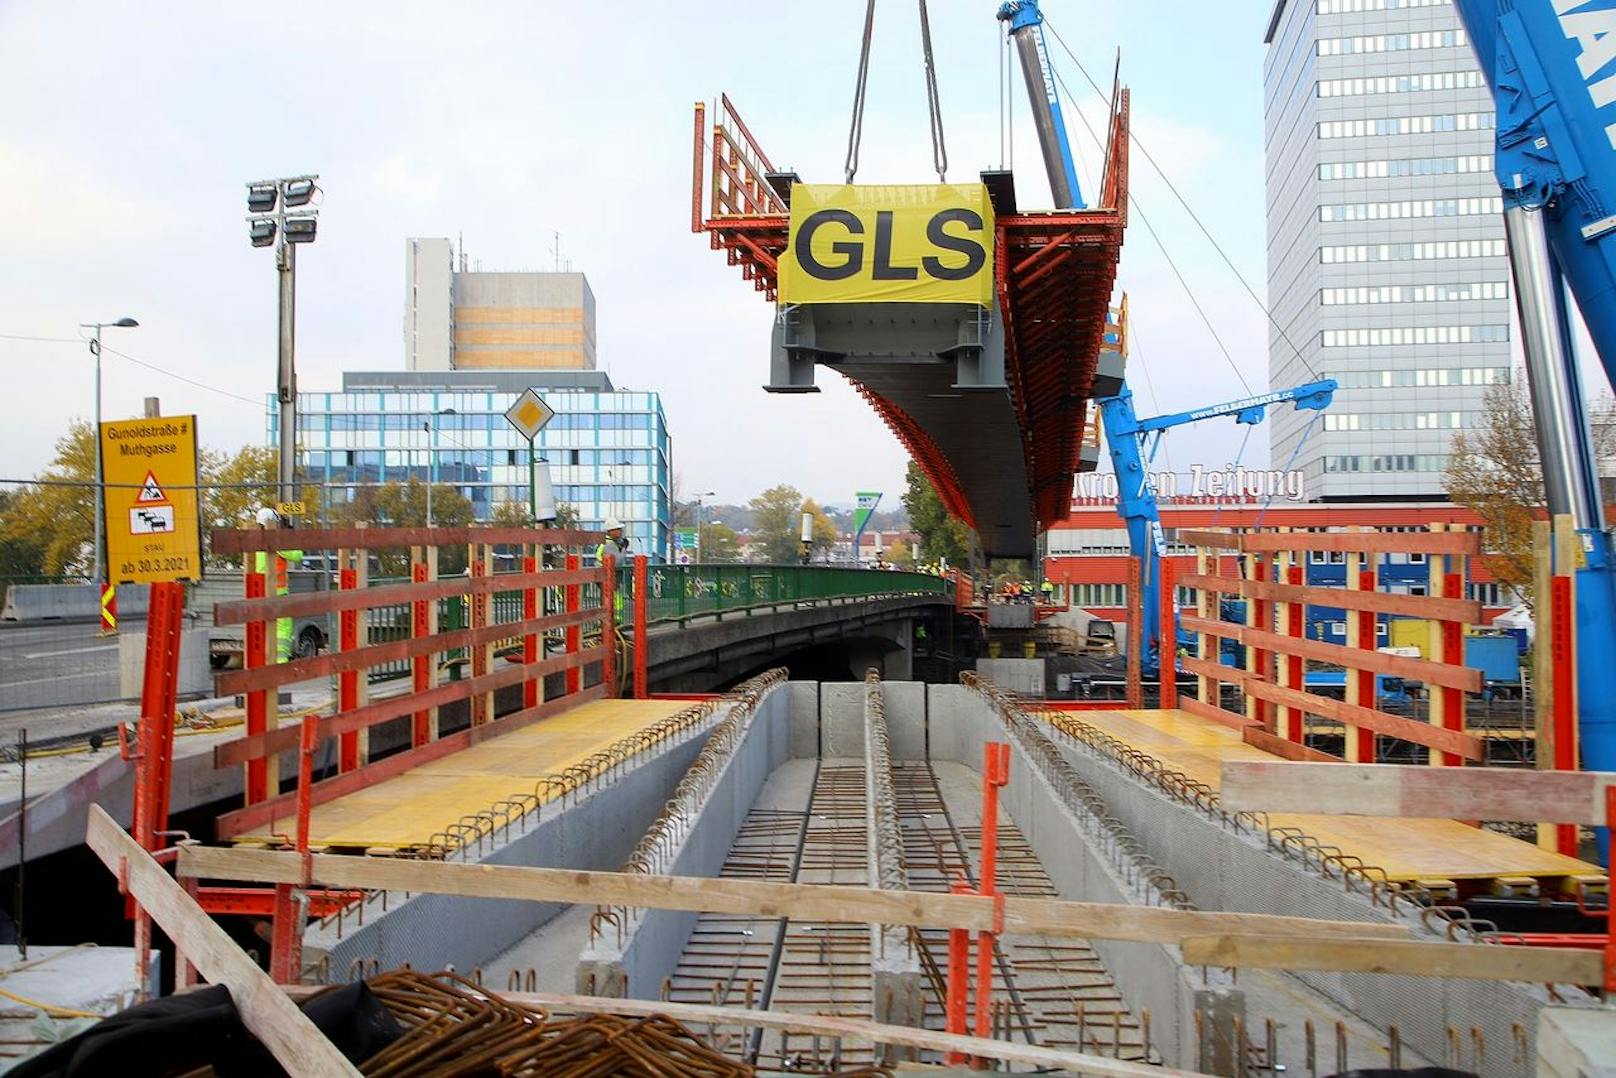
405 237 597 372
1264 0 1511 499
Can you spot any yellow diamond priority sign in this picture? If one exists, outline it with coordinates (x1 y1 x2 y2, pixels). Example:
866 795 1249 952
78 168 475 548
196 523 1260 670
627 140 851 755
503 388 556 442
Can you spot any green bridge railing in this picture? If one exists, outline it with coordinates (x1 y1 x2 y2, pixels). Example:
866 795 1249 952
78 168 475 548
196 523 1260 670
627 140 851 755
619 564 955 627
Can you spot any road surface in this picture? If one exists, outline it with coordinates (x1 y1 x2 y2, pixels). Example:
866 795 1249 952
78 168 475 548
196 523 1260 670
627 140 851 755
0 622 124 712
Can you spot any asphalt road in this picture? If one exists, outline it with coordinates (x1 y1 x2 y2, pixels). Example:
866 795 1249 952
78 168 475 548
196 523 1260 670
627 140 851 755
0 621 126 713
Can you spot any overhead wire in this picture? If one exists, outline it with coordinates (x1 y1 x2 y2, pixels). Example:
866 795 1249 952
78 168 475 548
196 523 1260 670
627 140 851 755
1042 16 1324 383
1045 62 1253 395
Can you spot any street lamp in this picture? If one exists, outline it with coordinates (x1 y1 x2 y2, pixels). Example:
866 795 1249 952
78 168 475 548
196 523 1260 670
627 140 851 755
245 174 320 505
693 490 716 562
79 317 139 591
423 407 457 527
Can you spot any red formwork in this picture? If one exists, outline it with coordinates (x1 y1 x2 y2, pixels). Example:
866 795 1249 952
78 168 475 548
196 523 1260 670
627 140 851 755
692 94 1130 535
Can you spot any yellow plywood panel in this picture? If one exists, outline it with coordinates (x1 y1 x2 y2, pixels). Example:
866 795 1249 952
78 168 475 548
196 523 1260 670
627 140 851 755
453 327 585 346
452 351 589 370
454 306 584 325
234 698 695 850
1050 709 1601 883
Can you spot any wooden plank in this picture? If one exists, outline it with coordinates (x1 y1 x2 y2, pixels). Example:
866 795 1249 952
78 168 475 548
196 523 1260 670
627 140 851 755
1179 573 1482 624
217 606 598 695
279 987 1206 1078
1179 656 1485 761
1534 517 1556 852
1241 726 1339 762
1178 615 1483 693
214 644 608 767
1179 529 1481 556
213 567 601 626
1218 761 1616 825
211 525 605 556
216 683 610 837
84 807 361 1076
1180 695 1253 731
178 846 1411 946
1181 933 1602 985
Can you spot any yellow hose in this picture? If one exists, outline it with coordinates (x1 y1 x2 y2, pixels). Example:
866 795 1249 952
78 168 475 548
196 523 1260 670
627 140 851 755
0 983 106 1020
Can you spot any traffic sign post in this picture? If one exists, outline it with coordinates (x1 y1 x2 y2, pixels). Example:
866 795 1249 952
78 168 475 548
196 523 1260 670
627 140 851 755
504 389 556 524
99 416 203 587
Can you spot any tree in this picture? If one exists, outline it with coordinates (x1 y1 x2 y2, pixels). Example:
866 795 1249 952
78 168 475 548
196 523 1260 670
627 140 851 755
489 500 580 529
1443 376 1616 610
334 479 475 574
886 537 915 569
902 461 972 568
699 521 741 563
800 497 839 562
748 484 805 564
1 420 96 577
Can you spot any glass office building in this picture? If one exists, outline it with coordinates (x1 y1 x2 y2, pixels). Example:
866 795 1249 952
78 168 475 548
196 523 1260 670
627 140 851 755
268 368 673 558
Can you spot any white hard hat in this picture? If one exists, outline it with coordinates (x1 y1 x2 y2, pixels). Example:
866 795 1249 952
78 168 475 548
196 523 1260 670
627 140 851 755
604 516 624 532
255 506 280 527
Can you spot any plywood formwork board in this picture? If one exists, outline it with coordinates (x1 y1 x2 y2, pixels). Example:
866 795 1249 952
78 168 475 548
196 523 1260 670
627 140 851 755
1181 933 1602 985
1045 709 1601 882
1179 529 1481 556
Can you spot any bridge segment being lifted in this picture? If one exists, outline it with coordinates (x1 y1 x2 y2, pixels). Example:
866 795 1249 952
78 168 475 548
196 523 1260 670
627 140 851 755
691 93 1128 558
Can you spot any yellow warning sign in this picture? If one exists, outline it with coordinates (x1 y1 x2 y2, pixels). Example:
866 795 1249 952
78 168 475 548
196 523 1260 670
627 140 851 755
100 416 202 584
777 183 996 307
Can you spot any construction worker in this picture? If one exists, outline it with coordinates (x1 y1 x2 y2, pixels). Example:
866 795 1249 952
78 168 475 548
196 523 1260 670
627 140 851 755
594 517 630 565
253 507 304 663
1041 579 1055 604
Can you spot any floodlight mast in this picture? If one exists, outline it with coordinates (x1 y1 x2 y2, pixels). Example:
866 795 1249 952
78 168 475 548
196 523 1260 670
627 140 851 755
244 174 320 506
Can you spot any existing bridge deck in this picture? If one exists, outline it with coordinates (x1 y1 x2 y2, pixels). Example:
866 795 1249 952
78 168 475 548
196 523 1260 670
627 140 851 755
1045 707 1602 888
232 698 694 852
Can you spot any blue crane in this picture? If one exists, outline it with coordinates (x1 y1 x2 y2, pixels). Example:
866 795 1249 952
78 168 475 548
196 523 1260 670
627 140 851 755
998 1 1336 669
1449 0 1616 784
1098 375 1337 671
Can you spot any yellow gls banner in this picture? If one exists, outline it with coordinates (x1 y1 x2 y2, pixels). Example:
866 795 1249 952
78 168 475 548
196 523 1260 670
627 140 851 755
778 184 996 307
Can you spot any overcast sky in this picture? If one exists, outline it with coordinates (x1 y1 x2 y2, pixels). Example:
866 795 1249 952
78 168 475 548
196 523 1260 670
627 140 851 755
0 1 1296 508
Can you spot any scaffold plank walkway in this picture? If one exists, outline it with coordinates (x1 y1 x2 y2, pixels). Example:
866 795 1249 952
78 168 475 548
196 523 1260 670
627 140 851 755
231 698 696 851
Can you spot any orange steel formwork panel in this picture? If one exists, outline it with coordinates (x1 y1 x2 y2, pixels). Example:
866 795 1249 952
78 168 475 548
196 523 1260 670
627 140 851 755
693 94 1129 535
1058 708 1602 885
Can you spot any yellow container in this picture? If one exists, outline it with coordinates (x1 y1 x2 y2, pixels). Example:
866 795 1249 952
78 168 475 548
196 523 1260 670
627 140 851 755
1023 641 1037 659
988 641 1002 659
1388 618 1429 657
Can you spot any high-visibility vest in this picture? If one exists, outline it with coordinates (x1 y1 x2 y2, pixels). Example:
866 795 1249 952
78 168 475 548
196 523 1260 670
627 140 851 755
253 549 303 594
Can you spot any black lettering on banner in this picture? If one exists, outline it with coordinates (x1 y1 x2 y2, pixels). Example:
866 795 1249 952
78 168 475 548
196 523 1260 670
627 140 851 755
870 211 917 280
922 208 987 281
795 209 865 280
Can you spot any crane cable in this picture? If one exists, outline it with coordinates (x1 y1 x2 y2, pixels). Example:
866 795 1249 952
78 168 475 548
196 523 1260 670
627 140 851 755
843 0 878 184
843 1 950 184
917 0 949 182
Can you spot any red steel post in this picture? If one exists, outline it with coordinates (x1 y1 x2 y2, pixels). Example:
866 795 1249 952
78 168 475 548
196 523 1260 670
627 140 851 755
602 555 618 696
1159 560 1178 709
634 555 650 699
1285 565 1305 743
338 563 360 772
411 557 432 746
975 742 1011 1041
523 553 540 709
1436 573 1466 767
566 553 582 696
244 570 270 803
1352 568 1377 763
945 874 970 1064
1552 575 1578 855
1251 560 1270 730
1125 557 1143 709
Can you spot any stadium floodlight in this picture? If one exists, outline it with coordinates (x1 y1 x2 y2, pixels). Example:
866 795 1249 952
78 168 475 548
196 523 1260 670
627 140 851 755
247 183 279 213
249 219 277 247
281 178 317 207
283 217 318 244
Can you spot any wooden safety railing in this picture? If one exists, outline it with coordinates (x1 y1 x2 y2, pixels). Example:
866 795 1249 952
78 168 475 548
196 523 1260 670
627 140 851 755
206 525 615 842
1176 526 1487 765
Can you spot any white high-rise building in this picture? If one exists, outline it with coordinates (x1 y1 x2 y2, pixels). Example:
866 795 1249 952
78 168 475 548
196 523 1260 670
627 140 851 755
1263 0 1511 499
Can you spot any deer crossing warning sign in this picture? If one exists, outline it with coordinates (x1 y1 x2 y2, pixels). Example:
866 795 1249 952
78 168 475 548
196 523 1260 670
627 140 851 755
777 183 996 307
100 416 203 584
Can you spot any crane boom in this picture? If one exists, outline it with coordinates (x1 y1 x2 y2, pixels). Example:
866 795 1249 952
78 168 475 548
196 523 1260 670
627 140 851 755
1452 0 1616 788
997 1 1086 209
